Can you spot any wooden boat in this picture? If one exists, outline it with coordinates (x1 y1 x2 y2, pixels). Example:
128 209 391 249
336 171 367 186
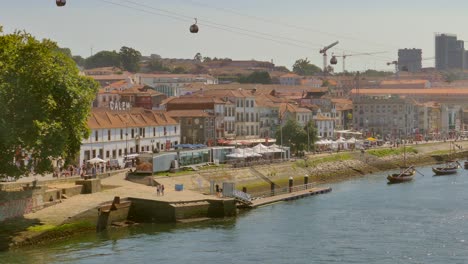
432 161 460 175
387 166 415 184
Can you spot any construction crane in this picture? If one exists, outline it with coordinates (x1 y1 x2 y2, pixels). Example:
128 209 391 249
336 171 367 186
387 57 435 79
331 51 387 72
319 41 339 73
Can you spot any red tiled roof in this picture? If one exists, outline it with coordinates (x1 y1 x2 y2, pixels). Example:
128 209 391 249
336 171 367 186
87 108 177 129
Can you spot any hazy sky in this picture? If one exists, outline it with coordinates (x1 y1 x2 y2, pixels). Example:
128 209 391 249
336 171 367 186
3 0 468 72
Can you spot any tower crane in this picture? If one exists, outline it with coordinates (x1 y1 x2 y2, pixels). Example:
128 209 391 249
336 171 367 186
331 51 388 72
319 41 339 73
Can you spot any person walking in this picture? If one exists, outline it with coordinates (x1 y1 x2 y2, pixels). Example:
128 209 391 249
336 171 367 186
161 184 165 196
156 185 160 196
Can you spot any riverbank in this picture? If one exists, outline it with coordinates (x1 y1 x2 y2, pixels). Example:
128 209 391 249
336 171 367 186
2 140 468 250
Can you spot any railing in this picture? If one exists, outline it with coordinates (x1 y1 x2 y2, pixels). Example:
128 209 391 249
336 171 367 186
248 183 315 199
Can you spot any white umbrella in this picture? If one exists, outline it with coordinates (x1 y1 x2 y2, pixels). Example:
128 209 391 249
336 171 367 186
87 157 106 164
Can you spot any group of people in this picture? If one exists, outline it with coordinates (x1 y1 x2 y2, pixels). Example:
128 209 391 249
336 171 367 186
156 184 165 196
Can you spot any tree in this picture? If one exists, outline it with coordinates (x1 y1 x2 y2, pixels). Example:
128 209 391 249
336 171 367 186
239 71 272 84
119 46 141 72
292 58 322 76
85 50 120 69
148 57 169 72
0 30 99 179
171 66 187 74
194 52 202 62
304 120 318 152
275 119 309 155
203 57 212 62
72 55 85 67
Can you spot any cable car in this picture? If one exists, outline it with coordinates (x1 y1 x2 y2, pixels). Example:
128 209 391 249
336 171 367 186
190 18 199 33
330 55 338 65
56 0 66 7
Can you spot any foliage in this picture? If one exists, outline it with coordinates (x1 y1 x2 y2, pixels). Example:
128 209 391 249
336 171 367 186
84 50 121 69
367 147 417 157
275 119 318 154
171 66 187 74
72 55 85 67
321 80 330 87
203 57 212 62
0 30 99 179
119 46 141 72
443 71 459 83
292 58 321 76
194 52 202 62
148 57 170 72
295 153 353 168
238 71 272 84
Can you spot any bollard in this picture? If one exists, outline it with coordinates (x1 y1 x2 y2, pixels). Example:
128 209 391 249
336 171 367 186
288 176 293 193
304 175 309 189
242 186 247 193
270 182 275 196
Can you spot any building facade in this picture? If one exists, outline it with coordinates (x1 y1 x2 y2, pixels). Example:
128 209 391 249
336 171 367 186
398 48 422 72
435 33 465 71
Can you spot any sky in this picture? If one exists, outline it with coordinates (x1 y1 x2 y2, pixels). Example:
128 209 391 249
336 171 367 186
2 0 468 72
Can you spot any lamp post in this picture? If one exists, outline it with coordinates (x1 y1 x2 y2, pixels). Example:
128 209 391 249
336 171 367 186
279 116 283 161
125 122 128 156
307 121 310 153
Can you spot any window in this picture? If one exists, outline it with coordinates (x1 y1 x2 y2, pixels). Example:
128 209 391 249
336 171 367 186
108 130 111 141
251 100 254 108
246 113 249 122
120 129 123 139
251 125 254 135
153 127 156 136
187 118 192 125
95 131 98 141
164 127 167 135
131 129 134 138
251 113 254 122
174 126 177 134
118 149 122 157
106 151 110 158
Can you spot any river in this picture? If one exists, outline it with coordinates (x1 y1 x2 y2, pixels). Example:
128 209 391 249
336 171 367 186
2 164 468 264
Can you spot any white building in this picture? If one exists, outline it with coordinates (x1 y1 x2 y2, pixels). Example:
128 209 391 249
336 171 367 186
79 108 180 167
314 110 335 138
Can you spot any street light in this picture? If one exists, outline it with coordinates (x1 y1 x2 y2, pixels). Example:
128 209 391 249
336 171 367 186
125 122 128 156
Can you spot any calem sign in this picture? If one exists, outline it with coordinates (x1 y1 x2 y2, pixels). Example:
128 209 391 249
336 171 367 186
109 100 132 111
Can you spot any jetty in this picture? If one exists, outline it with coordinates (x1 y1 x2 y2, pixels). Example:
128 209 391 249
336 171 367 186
247 187 332 208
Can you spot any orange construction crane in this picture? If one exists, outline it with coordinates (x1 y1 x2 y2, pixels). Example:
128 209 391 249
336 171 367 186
332 51 387 72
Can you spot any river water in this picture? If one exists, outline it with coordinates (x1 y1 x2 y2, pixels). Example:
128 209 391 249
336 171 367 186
2 164 468 264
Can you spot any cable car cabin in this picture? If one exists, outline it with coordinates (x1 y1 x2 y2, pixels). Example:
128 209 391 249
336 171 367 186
330 56 338 65
190 23 199 33
190 18 199 33
56 0 66 6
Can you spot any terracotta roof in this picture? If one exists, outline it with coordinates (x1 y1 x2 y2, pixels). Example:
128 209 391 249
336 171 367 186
87 108 177 129
350 88 468 95
167 110 212 118
380 79 428 85
88 74 131 80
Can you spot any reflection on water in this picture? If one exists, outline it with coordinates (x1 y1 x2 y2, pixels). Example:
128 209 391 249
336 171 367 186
2 165 468 263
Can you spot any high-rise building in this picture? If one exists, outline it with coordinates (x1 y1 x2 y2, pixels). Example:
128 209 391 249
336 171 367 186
398 48 422 72
435 33 465 71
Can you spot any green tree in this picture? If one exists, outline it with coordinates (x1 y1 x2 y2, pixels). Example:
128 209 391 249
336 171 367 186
85 50 121 69
275 119 309 155
171 66 187 74
148 57 169 72
203 56 212 62
194 52 202 62
239 71 272 84
304 120 318 152
119 46 141 72
0 29 99 179
72 55 85 67
292 58 322 76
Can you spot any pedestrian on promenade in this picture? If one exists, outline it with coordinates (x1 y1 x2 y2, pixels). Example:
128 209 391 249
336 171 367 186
161 184 165 196
156 185 160 196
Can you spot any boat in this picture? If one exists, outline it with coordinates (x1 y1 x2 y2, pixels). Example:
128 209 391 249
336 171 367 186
432 161 460 175
387 166 415 184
